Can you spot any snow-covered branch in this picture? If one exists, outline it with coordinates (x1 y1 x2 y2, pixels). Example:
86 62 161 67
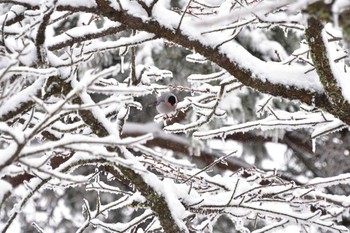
1 0 350 232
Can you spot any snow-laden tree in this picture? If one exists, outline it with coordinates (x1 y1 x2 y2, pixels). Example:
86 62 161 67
1 0 350 232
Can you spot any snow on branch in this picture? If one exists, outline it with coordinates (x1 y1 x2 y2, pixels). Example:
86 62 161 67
1 0 350 232
308 173 350 189
194 111 342 140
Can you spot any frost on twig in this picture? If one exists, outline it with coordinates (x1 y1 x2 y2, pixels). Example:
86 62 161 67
1 0 350 232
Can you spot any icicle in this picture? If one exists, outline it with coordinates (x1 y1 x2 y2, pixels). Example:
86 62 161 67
221 134 225 145
312 138 316 153
273 129 278 143
331 0 349 29
120 56 124 74
194 146 200 157
283 27 289 38
333 12 339 28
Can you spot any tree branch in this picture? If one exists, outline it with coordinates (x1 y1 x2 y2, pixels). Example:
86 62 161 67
9 0 350 126
68 77 186 233
36 5 55 66
306 16 350 126
48 25 127 51
86 2 350 126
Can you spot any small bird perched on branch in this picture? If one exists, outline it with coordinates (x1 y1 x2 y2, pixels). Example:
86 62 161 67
156 92 178 114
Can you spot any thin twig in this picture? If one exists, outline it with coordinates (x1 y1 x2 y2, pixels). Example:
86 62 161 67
182 151 237 183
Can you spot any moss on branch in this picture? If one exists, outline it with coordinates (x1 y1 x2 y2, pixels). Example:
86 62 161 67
306 16 350 125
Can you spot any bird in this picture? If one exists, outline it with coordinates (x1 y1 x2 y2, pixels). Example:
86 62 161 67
156 92 178 114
